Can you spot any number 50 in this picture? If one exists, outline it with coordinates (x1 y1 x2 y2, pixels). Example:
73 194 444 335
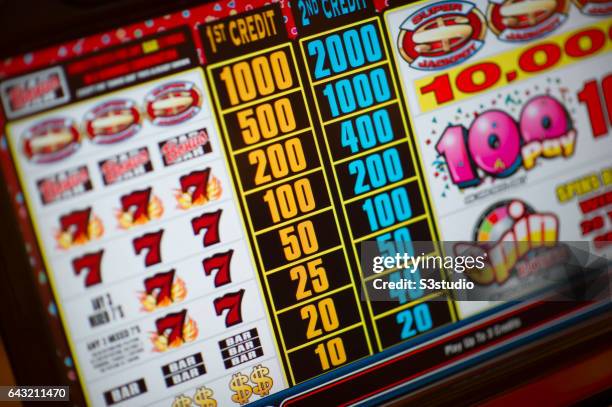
279 220 319 261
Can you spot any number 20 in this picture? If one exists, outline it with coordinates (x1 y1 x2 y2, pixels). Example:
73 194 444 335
301 297 339 339
397 304 433 339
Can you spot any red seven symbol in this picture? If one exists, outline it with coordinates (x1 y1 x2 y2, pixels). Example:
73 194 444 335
60 207 92 240
202 250 234 287
180 168 210 202
144 269 175 304
155 309 186 343
72 250 104 287
214 289 245 327
121 187 152 220
191 209 222 247
133 229 164 267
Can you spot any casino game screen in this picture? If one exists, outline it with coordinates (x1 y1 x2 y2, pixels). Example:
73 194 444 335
0 0 610 405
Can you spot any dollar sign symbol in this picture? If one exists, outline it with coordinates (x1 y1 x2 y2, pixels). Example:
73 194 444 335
229 372 252 405
250 364 273 397
171 395 193 407
193 387 216 407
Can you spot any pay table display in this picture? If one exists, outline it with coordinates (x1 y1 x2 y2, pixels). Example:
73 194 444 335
0 0 610 405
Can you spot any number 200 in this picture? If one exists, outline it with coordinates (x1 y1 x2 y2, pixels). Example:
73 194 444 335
249 138 307 185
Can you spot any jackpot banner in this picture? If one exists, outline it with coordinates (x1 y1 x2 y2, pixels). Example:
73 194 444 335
0 0 610 405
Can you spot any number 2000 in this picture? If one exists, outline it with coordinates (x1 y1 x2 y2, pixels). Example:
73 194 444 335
307 24 383 80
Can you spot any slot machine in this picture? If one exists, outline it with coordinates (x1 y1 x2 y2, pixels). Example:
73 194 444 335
0 0 610 405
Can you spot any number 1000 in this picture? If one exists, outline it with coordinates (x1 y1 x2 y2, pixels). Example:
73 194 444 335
322 68 391 118
220 50 293 106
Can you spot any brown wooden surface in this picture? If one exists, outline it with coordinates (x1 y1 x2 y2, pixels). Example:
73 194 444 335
384 310 612 406
0 337 22 407
0 176 69 388
0 337 16 385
